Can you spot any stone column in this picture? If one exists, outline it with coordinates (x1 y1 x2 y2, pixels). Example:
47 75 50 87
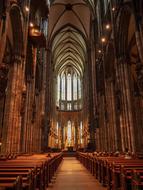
71 72 73 110
87 47 96 150
22 48 37 153
75 121 78 149
118 59 135 152
65 74 67 109
61 123 64 149
98 95 106 151
2 55 23 153
132 95 143 152
105 80 118 151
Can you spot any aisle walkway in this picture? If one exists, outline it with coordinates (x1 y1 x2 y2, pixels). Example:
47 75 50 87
48 157 106 190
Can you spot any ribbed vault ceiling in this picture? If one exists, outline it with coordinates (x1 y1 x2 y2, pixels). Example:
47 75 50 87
48 0 92 76
52 26 86 76
50 0 95 14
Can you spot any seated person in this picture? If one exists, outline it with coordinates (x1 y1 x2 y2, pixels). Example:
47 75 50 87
124 147 132 159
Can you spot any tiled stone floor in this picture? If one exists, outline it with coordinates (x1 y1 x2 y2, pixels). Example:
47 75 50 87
47 157 107 190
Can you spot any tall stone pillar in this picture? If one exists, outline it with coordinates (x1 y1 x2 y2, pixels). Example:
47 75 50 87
132 95 143 152
22 48 37 153
105 80 118 152
75 121 78 150
2 55 23 153
118 58 135 152
98 95 106 151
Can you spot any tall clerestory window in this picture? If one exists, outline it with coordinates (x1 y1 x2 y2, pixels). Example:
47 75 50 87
57 67 82 111
67 73 72 101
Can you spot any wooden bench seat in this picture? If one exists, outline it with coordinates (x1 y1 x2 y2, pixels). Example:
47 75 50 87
0 153 63 190
120 167 143 190
0 164 45 189
0 176 22 190
132 169 143 190
0 170 35 190
77 152 143 190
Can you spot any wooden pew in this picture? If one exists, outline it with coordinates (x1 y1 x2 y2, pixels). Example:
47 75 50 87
121 167 143 190
0 163 41 189
132 169 143 190
0 176 22 190
0 152 63 190
77 152 143 190
109 161 143 190
0 170 36 190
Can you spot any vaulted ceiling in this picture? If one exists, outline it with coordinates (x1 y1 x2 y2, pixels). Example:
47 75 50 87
48 0 94 76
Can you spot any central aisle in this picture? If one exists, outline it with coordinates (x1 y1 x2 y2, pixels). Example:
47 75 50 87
48 157 106 190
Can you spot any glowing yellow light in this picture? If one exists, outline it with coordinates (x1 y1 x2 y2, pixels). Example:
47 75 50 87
31 28 41 36
112 7 115 11
98 49 102 53
105 24 110 30
25 6 29 12
29 22 34 27
34 29 39 33
101 37 106 43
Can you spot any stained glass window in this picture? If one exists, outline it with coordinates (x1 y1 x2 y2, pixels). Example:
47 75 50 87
57 75 60 105
78 77 81 99
67 73 72 101
57 68 82 111
73 73 77 100
61 74 65 100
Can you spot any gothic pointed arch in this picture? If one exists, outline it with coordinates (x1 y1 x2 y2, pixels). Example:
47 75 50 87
9 4 24 58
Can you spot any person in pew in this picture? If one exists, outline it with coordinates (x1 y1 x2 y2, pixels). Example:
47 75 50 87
114 149 120 157
93 151 99 156
92 152 95 157
109 152 114 156
47 153 51 157
124 147 132 159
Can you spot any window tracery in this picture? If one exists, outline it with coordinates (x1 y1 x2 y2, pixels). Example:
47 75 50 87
57 67 82 111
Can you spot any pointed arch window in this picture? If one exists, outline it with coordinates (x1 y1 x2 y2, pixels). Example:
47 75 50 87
57 67 82 111
78 76 81 99
57 75 60 105
67 73 72 101
73 73 77 100
61 74 66 100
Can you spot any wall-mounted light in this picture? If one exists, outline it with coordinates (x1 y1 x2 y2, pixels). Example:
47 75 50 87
101 37 106 43
98 49 102 53
105 24 111 30
34 29 39 33
112 7 115 11
30 28 41 36
25 6 30 12
29 22 34 27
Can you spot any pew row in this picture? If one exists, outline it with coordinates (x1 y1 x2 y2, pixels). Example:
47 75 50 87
77 152 143 190
0 152 63 190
